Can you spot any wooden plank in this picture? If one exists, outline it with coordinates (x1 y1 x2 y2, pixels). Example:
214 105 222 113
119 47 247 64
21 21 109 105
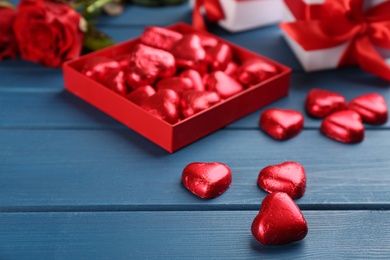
1 69 389 129
0 210 389 259
1 129 390 210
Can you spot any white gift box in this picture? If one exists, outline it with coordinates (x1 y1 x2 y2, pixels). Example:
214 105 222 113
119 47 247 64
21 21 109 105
281 0 389 22
280 0 390 72
190 0 283 32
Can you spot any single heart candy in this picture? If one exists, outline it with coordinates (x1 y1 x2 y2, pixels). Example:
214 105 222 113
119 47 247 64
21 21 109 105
182 162 232 199
140 26 183 51
125 44 176 88
205 71 244 99
180 69 205 91
258 162 306 199
140 89 180 124
321 110 364 143
347 93 388 125
251 192 308 245
180 90 221 118
205 42 233 71
237 58 279 87
100 69 128 96
224 61 239 77
156 77 194 95
305 88 346 118
126 85 156 106
259 108 304 140
170 33 207 72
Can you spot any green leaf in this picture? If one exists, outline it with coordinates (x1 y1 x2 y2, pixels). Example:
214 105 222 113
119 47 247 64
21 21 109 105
83 25 116 52
0 0 15 9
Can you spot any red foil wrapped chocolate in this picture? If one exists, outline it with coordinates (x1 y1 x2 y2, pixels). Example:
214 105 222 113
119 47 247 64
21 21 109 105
140 26 183 51
140 89 180 124
258 162 306 199
251 192 308 245
321 110 364 143
170 33 207 72
156 77 194 94
182 162 232 199
259 108 304 140
180 90 221 118
125 44 176 88
347 93 388 125
305 88 346 118
180 69 205 91
237 58 279 86
205 71 244 99
126 85 156 106
205 42 233 71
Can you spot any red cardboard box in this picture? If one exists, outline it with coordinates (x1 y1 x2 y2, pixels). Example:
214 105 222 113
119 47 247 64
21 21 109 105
63 23 291 153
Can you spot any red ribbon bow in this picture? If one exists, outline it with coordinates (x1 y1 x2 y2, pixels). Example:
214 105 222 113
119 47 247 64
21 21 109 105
192 0 225 30
280 0 390 81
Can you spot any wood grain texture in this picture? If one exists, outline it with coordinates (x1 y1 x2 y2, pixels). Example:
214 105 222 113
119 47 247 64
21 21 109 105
1 129 390 210
1 210 390 259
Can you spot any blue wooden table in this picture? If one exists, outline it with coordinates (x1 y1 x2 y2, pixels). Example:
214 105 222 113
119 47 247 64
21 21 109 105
1 2 390 259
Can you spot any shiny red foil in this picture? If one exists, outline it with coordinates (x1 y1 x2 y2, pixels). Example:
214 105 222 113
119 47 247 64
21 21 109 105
224 61 239 77
321 110 364 143
237 58 279 86
251 192 308 245
140 89 180 124
259 108 304 140
197 33 219 48
180 90 221 118
305 88 346 118
125 44 176 88
347 93 388 125
126 85 156 106
206 42 233 71
140 26 183 51
182 162 232 199
180 69 205 91
81 57 127 96
205 71 244 99
258 162 306 199
170 33 207 72
156 77 194 95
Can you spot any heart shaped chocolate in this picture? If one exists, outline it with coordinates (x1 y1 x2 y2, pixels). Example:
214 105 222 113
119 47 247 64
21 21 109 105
170 33 207 72
180 90 221 118
204 71 244 99
126 85 156 106
182 162 232 199
156 77 194 95
140 89 180 124
258 162 306 199
205 42 233 71
237 58 279 87
321 110 364 143
140 26 183 51
224 61 238 77
305 88 346 118
347 93 388 125
259 108 304 140
125 44 176 88
180 69 205 91
251 192 308 245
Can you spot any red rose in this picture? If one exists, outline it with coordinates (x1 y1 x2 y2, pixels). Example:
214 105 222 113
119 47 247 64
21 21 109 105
13 0 85 67
0 6 18 60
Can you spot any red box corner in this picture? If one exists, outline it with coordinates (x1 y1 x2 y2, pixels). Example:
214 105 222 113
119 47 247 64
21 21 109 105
63 22 291 153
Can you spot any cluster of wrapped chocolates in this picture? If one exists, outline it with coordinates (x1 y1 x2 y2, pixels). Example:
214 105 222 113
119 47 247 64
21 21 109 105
181 160 308 246
81 26 279 124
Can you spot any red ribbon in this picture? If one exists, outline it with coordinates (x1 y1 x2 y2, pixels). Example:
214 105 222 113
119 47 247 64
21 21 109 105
284 0 322 20
280 0 390 81
193 0 225 30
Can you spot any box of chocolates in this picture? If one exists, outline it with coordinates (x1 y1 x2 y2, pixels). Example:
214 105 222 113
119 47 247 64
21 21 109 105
63 23 291 153
190 0 283 32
